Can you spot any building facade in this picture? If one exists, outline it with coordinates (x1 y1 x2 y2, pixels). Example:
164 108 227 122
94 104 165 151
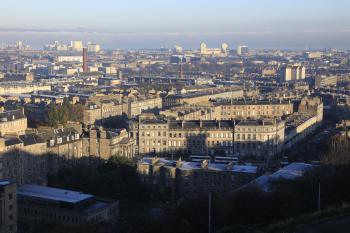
129 117 285 158
137 157 258 199
214 99 293 120
84 128 136 160
0 109 27 137
0 180 17 233
18 184 118 228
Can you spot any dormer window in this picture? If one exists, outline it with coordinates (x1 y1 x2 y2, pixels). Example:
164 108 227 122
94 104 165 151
57 137 62 144
75 134 80 140
49 139 55 146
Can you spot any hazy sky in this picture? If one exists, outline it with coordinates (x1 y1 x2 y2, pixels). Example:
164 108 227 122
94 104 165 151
1 0 350 49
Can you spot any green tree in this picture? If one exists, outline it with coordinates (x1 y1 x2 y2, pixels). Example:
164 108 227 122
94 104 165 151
47 103 60 127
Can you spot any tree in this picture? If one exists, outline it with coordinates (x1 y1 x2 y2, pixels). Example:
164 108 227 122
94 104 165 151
47 103 60 127
321 136 350 165
46 99 85 127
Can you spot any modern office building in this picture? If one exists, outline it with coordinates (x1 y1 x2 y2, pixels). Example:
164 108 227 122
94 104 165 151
200 42 228 56
237 46 249 56
87 43 101 53
70 41 83 52
280 64 306 82
17 184 118 228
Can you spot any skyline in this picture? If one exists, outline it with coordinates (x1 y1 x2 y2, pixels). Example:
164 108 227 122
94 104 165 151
1 0 350 49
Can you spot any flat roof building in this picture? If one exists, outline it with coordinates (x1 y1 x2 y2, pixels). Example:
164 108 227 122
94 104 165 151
18 184 118 228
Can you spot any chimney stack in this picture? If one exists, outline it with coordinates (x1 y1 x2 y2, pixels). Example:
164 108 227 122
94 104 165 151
83 48 88 73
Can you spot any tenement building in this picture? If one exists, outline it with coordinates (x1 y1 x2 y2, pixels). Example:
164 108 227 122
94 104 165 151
137 157 258 199
234 120 285 157
0 134 47 185
0 109 27 137
83 127 136 159
214 99 294 120
83 95 162 125
163 87 243 108
129 116 285 158
0 180 17 233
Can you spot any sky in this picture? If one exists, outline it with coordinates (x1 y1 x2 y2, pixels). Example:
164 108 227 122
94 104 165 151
1 0 350 49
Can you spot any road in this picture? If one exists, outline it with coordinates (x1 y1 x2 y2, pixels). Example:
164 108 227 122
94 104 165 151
295 215 350 233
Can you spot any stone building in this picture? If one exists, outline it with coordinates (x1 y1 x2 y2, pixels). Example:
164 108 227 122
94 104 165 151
4 73 34 82
0 109 27 137
0 134 47 185
234 120 285 158
37 126 83 172
137 157 258 199
0 180 17 233
83 95 162 125
214 99 293 120
160 106 217 120
163 87 243 108
84 128 136 160
129 117 285 158
298 96 323 123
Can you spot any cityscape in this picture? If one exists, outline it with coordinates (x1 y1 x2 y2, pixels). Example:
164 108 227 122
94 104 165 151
1 1 350 233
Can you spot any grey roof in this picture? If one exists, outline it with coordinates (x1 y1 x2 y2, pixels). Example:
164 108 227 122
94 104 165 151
4 137 22 146
168 120 235 130
216 99 291 106
19 133 45 146
0 109 25 122
18 184 94 204
0 180 12 186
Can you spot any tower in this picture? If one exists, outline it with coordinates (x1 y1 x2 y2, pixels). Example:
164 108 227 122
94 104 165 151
200 42 207 54
83 48 88 73
179 63 184 79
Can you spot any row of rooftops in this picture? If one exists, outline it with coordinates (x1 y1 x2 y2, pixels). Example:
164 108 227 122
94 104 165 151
1 126 80 148
165 87 242 99
2 125 132 148
137 119 281 129
213 98 293 106
139 157 258 174
0 109 26 123
285 113 317 130
18 184 93 204
4 133 45 147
